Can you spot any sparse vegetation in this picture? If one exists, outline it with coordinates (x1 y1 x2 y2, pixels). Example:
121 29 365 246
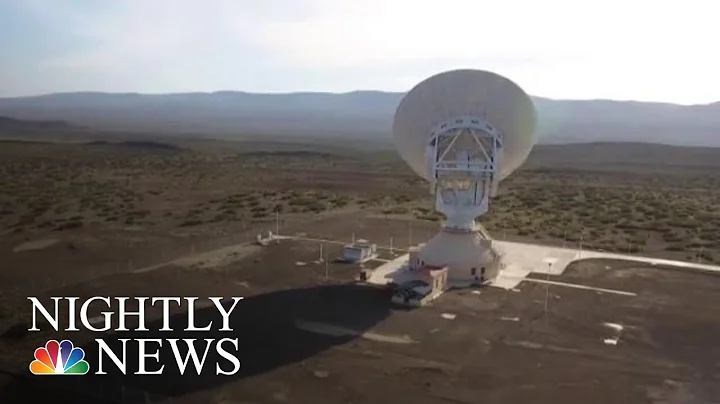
0 138 717 266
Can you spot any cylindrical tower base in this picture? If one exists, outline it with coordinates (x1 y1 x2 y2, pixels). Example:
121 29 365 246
414 227 500 285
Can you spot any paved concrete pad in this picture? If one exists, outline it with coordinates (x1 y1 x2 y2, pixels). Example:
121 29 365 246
366 239 720 291
278 233 720 291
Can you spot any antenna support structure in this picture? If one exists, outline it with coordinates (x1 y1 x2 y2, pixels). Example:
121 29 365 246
426 115 503 231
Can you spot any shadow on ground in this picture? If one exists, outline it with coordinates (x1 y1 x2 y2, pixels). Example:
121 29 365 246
1 283 392 403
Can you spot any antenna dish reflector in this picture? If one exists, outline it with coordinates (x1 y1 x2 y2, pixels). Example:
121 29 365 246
393 69 537 181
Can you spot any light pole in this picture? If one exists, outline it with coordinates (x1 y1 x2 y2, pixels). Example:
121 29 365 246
542 258 557 318
325 250 329 280
545 262 551 315
408 218 413 249
698 246 704 263
275 209 279 236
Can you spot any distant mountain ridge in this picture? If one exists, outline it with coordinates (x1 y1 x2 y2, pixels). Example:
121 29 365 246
0 115 82 132
0 91 718 146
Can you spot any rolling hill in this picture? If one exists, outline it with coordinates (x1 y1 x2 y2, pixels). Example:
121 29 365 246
0 115 83 132
0 91 718 146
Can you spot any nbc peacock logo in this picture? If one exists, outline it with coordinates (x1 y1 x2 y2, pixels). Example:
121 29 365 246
29 340 89 375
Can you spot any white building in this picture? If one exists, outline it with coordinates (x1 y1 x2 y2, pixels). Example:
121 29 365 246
341 239 377 263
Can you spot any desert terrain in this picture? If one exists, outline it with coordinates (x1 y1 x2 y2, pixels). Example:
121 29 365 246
1 134 719 403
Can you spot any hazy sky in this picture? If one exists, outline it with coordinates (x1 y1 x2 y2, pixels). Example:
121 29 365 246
1 0 716 104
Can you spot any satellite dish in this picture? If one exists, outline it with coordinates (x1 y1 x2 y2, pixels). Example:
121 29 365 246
394 69 537 183
392 69 537 285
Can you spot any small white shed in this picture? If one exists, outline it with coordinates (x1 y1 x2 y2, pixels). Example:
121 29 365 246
341 239 377 263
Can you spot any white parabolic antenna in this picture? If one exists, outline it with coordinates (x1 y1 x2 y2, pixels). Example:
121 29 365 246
393 69 537 283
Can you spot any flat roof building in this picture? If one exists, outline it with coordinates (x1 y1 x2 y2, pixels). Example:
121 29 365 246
341 239 377 263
